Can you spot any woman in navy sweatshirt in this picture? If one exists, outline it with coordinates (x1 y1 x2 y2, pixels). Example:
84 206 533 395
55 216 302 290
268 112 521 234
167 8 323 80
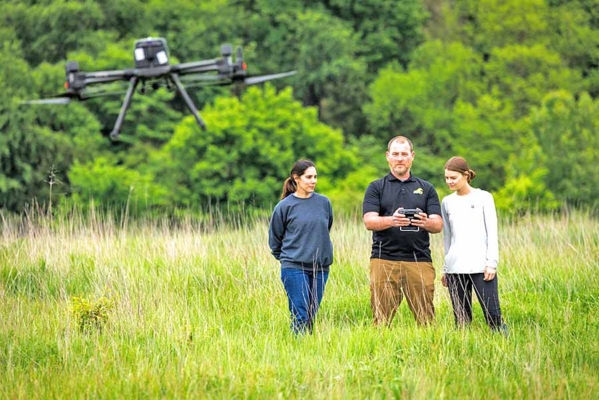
268 160 334 334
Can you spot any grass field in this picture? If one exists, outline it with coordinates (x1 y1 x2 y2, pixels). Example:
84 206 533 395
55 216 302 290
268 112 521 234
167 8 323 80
1 209 597 399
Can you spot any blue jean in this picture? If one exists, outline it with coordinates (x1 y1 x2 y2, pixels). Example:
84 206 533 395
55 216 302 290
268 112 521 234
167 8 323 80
281 268 329 334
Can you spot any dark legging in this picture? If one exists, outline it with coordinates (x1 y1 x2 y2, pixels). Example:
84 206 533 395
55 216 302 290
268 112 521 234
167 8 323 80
446 273 503 330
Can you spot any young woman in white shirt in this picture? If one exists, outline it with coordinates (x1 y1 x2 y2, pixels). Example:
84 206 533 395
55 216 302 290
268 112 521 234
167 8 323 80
441 156 507 333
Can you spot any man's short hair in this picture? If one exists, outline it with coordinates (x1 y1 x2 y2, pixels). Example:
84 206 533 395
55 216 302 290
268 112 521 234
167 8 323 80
387 136 413 152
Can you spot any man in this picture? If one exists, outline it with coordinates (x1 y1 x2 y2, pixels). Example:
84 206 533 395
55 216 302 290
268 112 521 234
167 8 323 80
362 136 443 326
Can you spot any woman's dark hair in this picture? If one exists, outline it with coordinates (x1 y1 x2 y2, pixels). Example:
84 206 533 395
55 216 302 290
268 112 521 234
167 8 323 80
445 156 476 183
281 159 315 199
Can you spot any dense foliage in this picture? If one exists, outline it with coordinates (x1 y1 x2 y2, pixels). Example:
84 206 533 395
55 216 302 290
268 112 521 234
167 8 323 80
1 0 598 215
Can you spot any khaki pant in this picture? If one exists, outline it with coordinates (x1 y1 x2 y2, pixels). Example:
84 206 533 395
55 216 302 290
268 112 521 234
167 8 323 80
370 258 435 326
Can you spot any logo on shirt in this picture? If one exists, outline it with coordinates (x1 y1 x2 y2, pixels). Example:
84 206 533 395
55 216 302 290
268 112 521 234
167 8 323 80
413 188 423 195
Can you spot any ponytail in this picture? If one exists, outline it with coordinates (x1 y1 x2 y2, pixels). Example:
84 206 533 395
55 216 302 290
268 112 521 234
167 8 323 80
280 177 297 199
280 159 315 199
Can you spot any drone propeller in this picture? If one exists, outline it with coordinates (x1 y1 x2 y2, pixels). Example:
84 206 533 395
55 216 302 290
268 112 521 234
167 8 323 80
181 70 297 87
235 47 245 72
180 74 227 83
20 97 73 105
20 89 130 106
243 71 297 85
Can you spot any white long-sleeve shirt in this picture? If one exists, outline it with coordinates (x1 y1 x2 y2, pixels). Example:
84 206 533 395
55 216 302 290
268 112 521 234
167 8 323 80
441 188 499 274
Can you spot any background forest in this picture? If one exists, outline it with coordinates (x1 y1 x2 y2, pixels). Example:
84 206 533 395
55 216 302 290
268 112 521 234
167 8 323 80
2 0 599 216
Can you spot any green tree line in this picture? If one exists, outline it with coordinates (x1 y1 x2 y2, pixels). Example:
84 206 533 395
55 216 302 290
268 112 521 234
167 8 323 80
1 0 598 215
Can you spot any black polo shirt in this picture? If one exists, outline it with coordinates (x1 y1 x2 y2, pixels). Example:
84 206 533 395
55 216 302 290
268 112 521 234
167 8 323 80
362 172 441 262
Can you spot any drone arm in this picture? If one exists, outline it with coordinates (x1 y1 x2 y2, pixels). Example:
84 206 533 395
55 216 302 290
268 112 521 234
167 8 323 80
110 77 139 140
84 76 128 85
169 73 206 130
171 59 220 76
83 70 132 86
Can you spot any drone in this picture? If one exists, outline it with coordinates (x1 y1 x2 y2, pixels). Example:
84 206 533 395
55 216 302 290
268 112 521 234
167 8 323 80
23 37 296 139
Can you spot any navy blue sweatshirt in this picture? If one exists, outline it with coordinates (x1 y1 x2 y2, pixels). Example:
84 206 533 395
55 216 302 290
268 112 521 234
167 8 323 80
268 193 334 270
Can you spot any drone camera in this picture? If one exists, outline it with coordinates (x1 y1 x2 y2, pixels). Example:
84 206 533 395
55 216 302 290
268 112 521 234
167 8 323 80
134 37 170 68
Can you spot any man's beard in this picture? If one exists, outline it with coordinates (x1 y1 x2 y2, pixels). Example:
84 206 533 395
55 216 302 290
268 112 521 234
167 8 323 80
392 164 409 176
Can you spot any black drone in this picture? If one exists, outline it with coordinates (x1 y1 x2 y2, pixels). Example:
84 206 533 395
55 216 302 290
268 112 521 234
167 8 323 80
23 37 296 139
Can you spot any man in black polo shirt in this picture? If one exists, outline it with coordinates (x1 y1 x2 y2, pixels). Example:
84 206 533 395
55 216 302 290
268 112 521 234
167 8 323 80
362 136 443 326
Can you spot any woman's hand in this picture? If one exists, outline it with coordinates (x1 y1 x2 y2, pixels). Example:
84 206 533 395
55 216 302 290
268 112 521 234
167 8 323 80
441 273 448 287
483 266 497 281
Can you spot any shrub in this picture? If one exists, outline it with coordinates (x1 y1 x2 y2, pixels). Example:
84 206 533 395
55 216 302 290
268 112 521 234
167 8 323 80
71 292 114 333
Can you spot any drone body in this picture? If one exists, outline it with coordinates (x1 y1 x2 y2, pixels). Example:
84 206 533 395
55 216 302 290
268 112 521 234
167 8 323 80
25 37 296 139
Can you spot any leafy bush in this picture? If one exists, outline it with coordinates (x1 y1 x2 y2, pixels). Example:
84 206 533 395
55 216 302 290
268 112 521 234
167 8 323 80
71 292 114 333
150 85 357 210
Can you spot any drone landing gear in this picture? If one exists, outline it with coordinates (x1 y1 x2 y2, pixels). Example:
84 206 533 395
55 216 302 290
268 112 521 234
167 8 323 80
169 73 206 131
109 74 205 140
110 77 139 140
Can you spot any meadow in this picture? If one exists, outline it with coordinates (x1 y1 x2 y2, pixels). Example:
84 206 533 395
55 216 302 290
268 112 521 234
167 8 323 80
0 209 597 399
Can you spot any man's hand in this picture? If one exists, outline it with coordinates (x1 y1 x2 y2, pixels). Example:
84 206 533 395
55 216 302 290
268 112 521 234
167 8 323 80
364 210 442 233
396 209 443 233
391 208 418 228
408 209 428 229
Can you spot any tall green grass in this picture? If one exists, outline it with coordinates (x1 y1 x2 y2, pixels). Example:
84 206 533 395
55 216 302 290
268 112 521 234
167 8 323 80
0 209 597 399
